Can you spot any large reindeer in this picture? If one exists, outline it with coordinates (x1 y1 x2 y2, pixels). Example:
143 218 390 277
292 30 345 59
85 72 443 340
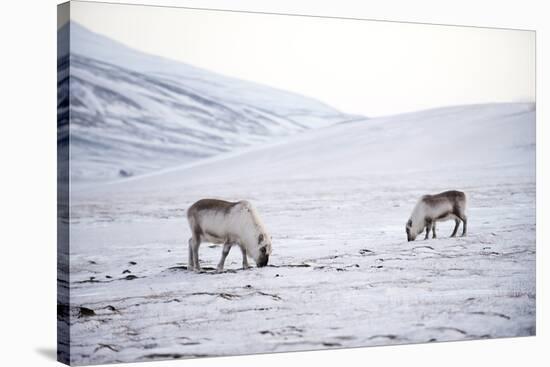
187 199 272 272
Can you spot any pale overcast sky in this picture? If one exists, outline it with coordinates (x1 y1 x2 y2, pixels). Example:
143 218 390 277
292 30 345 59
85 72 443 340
68 1 535 117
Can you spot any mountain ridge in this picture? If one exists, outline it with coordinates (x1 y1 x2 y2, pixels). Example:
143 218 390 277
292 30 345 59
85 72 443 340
74 102 535 194
58 22 357 182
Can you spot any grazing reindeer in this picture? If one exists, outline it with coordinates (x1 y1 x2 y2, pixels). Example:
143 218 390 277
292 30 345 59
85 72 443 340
187 199 272 272
406 190 467 241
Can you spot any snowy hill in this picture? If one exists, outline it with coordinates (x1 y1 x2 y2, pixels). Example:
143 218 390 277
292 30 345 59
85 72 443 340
58 22 355 182
106 102 535 193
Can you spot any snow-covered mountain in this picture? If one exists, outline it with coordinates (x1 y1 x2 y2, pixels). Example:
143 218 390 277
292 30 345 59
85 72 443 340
102 102 535 194
57 22 356 182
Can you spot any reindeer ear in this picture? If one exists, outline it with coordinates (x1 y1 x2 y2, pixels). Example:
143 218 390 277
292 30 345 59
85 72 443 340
258 234 264 244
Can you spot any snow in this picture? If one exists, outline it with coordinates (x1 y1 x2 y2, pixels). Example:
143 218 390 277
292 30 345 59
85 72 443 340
64 102 536 365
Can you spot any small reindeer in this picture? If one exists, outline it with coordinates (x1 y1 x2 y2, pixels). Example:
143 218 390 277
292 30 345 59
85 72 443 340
187 199 272 272
406 190 467 241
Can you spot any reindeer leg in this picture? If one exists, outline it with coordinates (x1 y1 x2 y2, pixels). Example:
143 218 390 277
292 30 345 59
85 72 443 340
432 221 437 239
188 238 194 271
424 220 432 240
451 218 460 237
240 246 250 269
191 231 202 273
216 241 232 273
461 215 468 237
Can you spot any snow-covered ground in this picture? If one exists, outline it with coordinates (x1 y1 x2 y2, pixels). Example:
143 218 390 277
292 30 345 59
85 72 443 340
64 103 535 365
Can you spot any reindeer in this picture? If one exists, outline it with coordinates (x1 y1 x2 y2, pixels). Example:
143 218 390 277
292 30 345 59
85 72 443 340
187 199 272 272
406 190 467 241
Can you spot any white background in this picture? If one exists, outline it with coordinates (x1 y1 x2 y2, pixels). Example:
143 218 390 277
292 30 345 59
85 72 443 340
0 0 547 366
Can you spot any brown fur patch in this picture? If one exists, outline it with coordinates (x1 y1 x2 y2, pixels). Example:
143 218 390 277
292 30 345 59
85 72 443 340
188 199 239 216
422 190 465 206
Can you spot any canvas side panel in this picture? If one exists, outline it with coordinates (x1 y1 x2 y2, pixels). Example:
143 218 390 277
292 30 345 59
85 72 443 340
57 2 71 365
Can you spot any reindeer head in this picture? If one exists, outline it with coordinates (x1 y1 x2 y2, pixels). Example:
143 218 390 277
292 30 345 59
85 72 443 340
406 218 425 241
406 219 416 241
252 233 272 267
